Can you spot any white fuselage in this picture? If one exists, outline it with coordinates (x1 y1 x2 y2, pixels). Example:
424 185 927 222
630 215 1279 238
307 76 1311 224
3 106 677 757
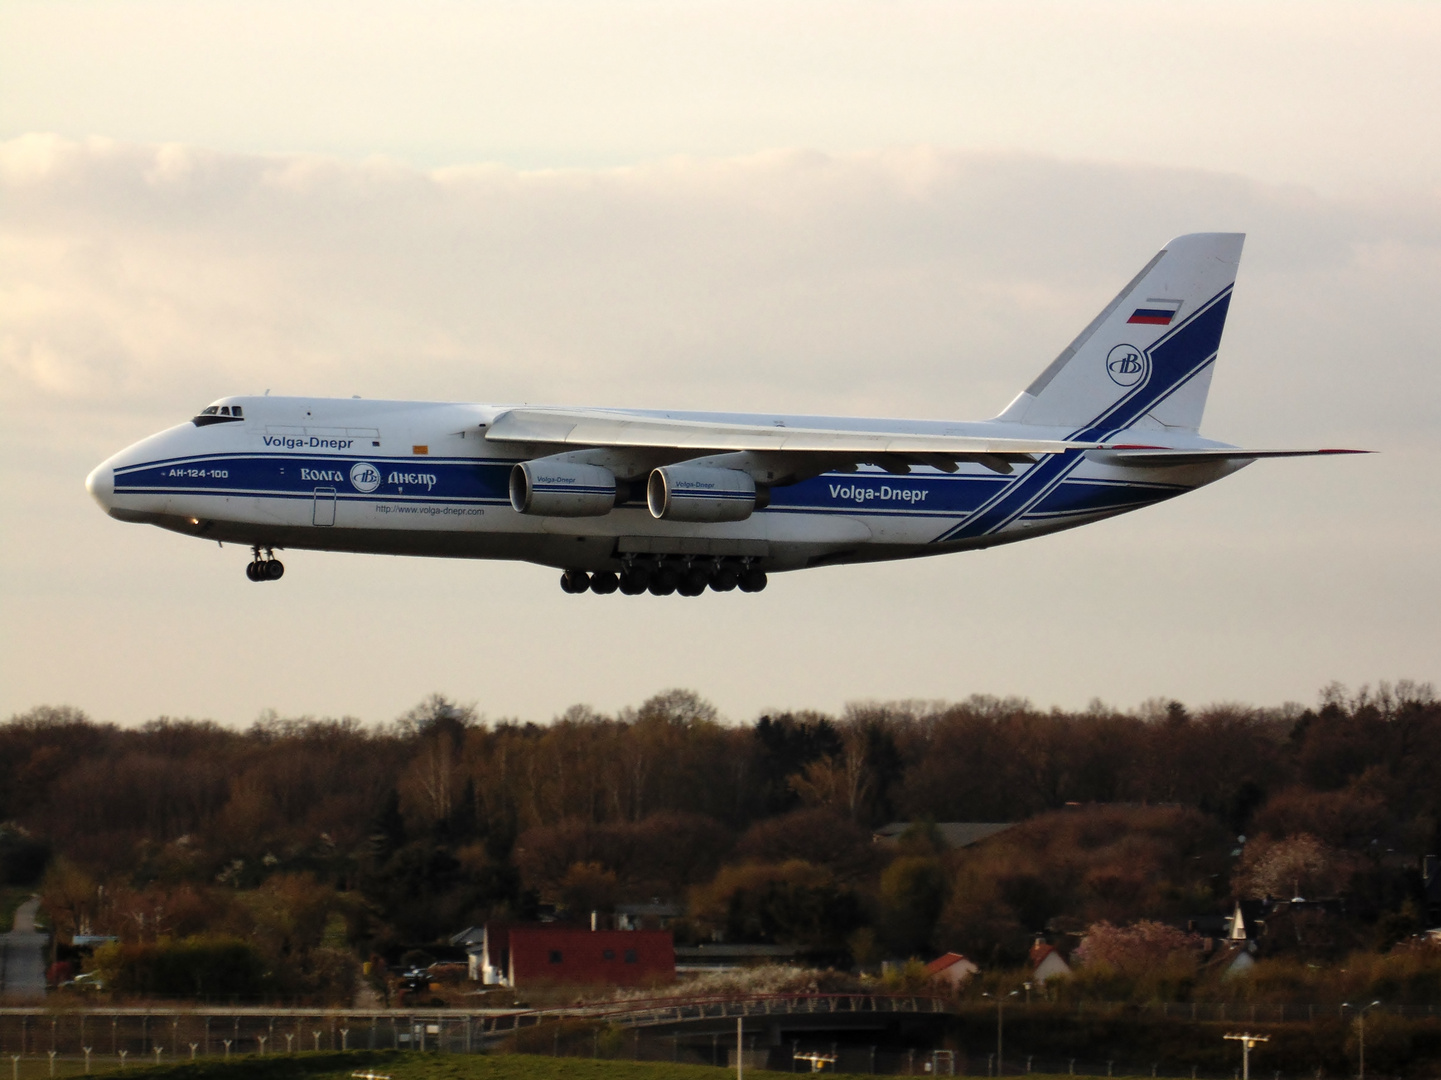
86 395 1238 575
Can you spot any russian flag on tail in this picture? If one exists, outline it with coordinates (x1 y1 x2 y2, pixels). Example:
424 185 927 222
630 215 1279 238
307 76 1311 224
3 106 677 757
1128 299 1183 325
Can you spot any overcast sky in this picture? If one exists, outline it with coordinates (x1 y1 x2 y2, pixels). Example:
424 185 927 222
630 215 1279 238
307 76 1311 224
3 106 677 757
1 1 1437 727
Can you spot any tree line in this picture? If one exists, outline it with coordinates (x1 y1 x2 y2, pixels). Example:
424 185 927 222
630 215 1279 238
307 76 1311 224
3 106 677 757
2 681 1438 1000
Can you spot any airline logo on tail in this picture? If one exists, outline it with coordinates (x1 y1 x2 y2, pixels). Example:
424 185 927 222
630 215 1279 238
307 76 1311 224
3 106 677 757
1127 299 1183 326
1105 343 1148 387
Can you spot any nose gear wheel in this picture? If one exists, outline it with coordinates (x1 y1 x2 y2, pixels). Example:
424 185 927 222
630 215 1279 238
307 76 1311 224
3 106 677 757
246 546 285 582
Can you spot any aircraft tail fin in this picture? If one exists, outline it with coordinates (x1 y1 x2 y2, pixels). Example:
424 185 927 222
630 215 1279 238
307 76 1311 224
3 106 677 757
997 233 1244 436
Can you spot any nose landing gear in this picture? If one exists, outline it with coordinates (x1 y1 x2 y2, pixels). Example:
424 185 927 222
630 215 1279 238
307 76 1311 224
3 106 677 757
246 547 285 582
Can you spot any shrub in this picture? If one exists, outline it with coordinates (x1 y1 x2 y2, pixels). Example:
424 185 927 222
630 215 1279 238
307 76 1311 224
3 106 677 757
94 936 267 999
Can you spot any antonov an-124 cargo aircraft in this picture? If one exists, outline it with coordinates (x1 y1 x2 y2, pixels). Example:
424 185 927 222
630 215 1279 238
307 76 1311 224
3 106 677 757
87 233 1362 596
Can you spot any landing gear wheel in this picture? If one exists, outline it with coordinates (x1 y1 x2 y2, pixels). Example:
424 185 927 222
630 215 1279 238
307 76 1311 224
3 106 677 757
560 569 591 594
648 571 677 596
590 571 619 594
739 569 768 593
709 567 739 592
247 546 284 583
677 570 709 596
619 570 649 595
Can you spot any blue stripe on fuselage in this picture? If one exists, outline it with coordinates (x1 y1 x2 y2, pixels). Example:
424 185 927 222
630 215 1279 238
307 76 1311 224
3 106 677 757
114 453 514 503
770 473 1008 515
1027 477 1185 518
111 454 1187 528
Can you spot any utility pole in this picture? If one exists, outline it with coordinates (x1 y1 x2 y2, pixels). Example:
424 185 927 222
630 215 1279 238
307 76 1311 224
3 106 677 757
736 1018 743 1080
1223 1033 1270 1080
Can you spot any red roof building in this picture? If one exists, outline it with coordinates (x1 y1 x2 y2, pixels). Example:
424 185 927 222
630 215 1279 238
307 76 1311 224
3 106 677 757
507 927 675 988
924 952 979 989
1028 940 1072 984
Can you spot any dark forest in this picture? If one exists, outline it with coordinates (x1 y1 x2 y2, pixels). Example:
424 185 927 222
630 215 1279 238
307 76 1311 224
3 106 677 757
3 681 1439 1004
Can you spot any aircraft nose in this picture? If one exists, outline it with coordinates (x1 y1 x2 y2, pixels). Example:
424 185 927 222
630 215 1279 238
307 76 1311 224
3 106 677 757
85 458 116 511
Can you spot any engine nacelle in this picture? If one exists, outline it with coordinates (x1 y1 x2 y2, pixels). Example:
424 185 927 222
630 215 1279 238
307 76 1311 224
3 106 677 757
510 460 617 517
647 466 766 522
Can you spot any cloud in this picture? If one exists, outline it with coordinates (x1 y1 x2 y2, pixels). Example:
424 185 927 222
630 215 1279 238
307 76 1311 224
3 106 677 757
5 135 1437 433
5 2 1441 192
1 136 1437 725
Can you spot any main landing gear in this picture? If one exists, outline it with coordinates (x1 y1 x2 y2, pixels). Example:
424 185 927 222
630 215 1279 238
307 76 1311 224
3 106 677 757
246 546 285 582
560 556 767 596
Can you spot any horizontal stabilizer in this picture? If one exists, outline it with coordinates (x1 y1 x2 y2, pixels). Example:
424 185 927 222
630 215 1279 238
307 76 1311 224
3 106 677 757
1090 447 1370 468
486 408 1095 460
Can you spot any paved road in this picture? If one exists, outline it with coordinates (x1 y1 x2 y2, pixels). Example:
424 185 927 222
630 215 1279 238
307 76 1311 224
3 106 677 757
0 897 47 999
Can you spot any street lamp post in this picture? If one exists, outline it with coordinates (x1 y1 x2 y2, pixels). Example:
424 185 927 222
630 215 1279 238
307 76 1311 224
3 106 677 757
983 990 1020 1075
1342 1001 1382 1080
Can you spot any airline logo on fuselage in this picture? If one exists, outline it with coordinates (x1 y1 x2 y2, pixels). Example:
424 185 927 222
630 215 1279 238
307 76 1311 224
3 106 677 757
264 435 355 450
350 462 382 493
290 461 437 493
828 483 929 505
386 471 437 491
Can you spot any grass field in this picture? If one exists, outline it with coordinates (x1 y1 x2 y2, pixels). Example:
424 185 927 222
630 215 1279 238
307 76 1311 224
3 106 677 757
2 1049 1148 1080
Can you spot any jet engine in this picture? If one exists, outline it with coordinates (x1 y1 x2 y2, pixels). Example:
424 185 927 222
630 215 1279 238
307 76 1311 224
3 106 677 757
509 461 617 517
647 465 768 522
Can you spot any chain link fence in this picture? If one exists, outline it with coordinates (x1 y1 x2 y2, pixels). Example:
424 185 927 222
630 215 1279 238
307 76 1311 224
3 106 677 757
1 1003 1435 1079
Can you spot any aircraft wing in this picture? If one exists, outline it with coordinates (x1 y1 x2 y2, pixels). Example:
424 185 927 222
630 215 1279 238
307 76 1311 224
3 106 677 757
1090 447 1369 467
484 407 1094 464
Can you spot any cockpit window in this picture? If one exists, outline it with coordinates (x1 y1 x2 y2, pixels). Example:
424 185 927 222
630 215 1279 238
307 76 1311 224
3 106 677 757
193 403 245 427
